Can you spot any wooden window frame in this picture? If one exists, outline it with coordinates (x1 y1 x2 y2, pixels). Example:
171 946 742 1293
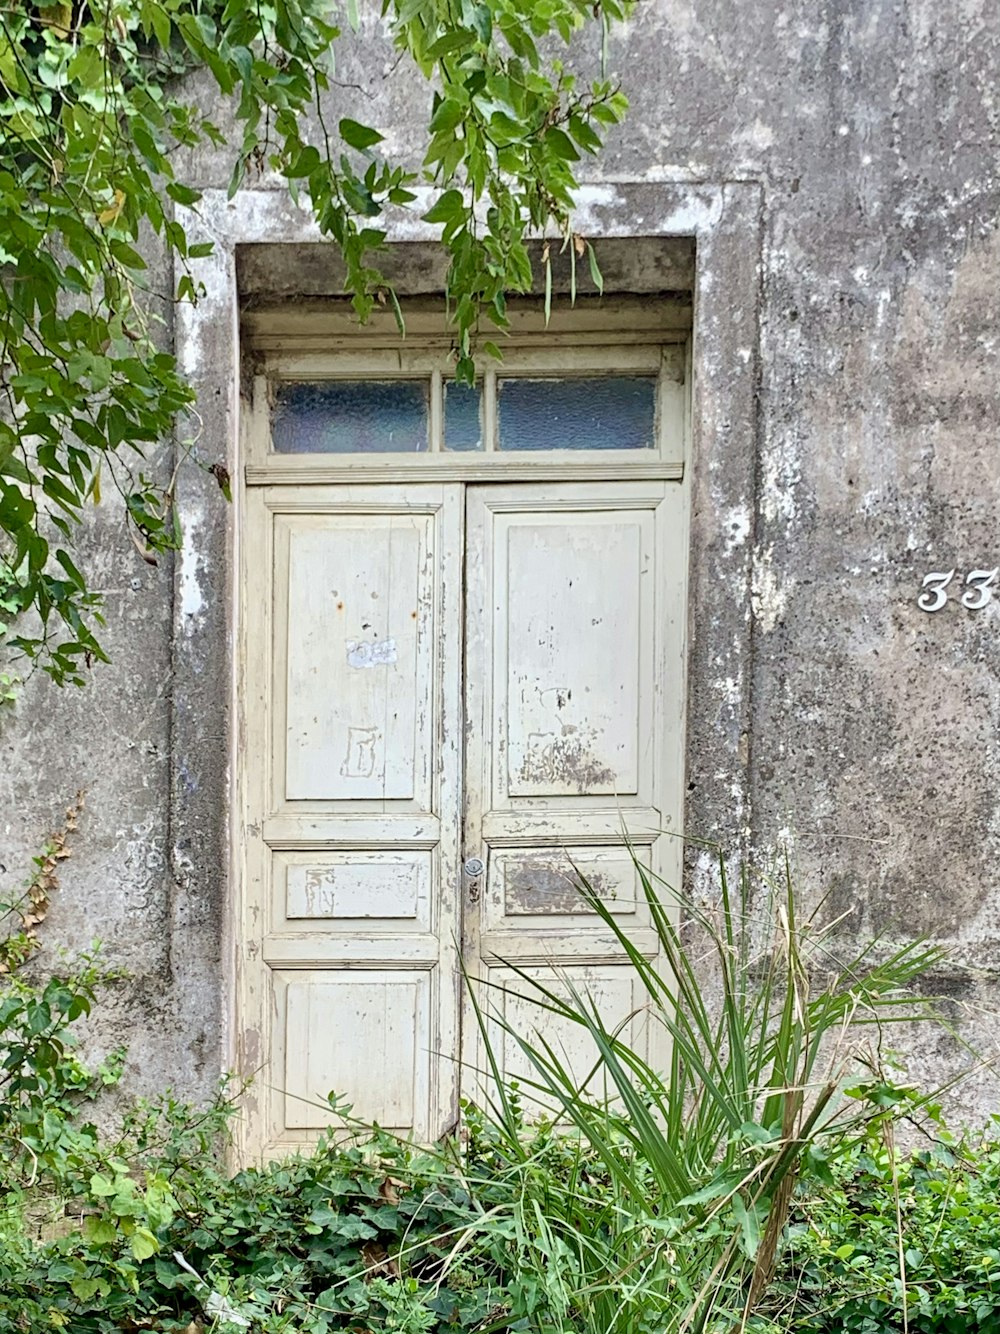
242 297 691 485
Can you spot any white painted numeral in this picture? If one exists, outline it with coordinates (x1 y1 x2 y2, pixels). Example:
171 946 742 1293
961 568 999 611
917 570 954 613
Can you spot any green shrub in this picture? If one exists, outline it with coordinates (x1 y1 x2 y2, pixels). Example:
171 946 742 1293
0 1115 503 1332
766 1117 1000 1334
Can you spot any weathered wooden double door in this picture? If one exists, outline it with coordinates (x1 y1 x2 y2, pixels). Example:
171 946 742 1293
237 478 685 1159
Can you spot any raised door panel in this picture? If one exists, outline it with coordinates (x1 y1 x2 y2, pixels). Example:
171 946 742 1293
480 846 656 955
274 510 435 808
476 964 649 1100
273 849 433 931
500 514 649 802
465 482 669 865
276 970 432 1133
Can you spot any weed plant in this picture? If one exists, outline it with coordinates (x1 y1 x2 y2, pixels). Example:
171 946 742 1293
455 854 947 1334
764 1116 1000 1333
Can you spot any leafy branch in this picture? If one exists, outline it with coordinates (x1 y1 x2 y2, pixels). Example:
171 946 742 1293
0 0 632 685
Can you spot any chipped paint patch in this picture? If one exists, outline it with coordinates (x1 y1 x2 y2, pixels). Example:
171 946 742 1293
179 506 205 628
760 436 802 525
175 248 234 379
734 118 776 153
346 638 397 668
691 848 720 903
774 827 797 862
519 729 617 792
713 675 742 708
751 546 791 634
723 505 752 554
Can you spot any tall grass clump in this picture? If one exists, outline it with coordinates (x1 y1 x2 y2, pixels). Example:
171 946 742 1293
459 851 949 1334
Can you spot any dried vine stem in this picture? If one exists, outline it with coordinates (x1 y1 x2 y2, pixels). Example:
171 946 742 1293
0 790 85 974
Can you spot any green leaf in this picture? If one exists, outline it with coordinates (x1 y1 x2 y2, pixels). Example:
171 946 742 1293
287 145 321 178
425 28 475 58
166 182 203 206
110 241 148 271
67 45 102 88
470 4 492 43
150 2 171 50
587 242 604 295
55 549 86 589
545 127 580 161
678 1175 740 1208
0 485 33 527
131 1226 160 1261
228 155 247 200
42 475 83 513
422 189 466 224
70 1276 107 1302
2 453 35 486
731 1193 760 1258
0 31 18 88
339 118 384 151
429 98 466 134
331 1215 378 1240
568 113 603 153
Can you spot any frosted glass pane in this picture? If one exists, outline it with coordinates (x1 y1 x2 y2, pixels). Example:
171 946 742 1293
498 376 656 451
272 381 429 453
444 380 483 452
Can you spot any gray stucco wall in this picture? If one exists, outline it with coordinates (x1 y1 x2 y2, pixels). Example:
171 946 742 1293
1 1 998 1116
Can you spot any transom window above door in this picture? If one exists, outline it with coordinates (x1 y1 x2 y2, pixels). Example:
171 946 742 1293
241 297 690 483
271 369 661 455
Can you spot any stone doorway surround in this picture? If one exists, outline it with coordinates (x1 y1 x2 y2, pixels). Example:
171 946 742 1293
168 178 764 1086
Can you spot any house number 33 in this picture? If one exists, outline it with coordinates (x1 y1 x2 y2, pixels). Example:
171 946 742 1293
918 568 999 612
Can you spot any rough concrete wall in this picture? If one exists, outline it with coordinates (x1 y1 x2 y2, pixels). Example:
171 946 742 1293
621 0 1000 1111
3 0 999 1114
0 232 197 1096
617 0 1000 1110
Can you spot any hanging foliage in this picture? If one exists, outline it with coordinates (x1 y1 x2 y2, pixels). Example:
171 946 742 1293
0 0 630 685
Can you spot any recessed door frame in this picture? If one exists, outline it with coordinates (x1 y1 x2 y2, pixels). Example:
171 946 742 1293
235 298 691 1158
236 472 688 1162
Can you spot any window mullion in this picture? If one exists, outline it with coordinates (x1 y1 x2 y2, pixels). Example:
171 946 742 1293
483 366 497 453
430 368 443 452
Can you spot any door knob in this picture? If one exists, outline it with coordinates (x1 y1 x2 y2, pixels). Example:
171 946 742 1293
463 857 485 878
